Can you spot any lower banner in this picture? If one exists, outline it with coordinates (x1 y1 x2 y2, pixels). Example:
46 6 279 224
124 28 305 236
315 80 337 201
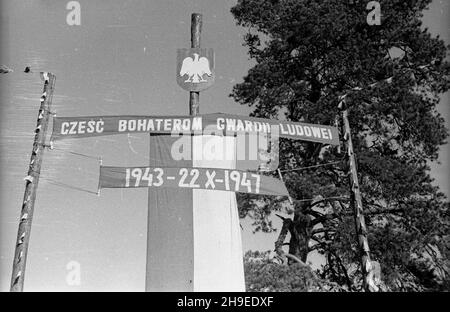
98 165 289 196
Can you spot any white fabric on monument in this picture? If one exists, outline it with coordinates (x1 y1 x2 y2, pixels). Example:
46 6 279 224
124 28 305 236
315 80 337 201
192 135 245 292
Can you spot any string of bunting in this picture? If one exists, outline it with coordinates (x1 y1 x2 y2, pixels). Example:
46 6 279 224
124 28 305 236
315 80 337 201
1 65 46 76
337 75 395 107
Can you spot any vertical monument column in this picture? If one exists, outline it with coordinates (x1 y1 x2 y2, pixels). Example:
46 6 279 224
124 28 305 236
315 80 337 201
192 135 245 291
146 13 245 292
146 135 194 291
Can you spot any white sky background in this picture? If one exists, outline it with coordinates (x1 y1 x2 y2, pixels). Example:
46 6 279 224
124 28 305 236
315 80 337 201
0 0 448 291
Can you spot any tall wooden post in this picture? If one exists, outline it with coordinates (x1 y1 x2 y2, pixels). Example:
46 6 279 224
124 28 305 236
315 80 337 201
145 13 203 292
340 100 378 292
10 72 56 292
189 13 202 116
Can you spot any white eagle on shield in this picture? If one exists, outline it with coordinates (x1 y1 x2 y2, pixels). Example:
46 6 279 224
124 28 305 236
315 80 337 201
179 53 212 83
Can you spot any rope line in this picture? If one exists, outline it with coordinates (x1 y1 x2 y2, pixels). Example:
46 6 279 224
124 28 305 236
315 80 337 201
52 147 101 161
279 160 343 173
45 145 174 164
293 196 349 203
42 178 99 195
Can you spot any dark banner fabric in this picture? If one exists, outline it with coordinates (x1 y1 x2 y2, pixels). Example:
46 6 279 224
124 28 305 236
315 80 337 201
52 113 340 145
51 115 202 140
99 165 289 196
146 135 194 292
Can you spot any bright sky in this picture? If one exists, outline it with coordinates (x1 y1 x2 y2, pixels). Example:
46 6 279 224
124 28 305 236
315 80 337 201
0 0 448 291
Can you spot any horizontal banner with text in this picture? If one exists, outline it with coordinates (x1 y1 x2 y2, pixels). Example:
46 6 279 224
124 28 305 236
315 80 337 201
52 113 339 145
99 166 289 196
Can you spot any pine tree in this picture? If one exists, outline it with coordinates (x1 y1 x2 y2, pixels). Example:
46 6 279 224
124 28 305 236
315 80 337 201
231 0 449 291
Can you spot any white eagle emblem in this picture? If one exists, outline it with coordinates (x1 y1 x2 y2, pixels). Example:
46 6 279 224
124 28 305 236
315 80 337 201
179 53 212 83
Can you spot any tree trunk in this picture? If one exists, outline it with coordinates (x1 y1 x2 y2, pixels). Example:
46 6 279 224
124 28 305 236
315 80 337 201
288 204 313 263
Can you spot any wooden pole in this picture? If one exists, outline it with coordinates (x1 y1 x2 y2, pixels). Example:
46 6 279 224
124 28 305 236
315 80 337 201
144 13 203 292
340 101 378 292
190 13 202 116
10 72 56 292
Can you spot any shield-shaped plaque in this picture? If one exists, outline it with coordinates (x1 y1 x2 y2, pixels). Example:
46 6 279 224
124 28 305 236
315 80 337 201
177 48 215 92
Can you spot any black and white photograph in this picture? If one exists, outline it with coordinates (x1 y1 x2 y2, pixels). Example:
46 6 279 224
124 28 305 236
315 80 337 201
0 0 449 299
